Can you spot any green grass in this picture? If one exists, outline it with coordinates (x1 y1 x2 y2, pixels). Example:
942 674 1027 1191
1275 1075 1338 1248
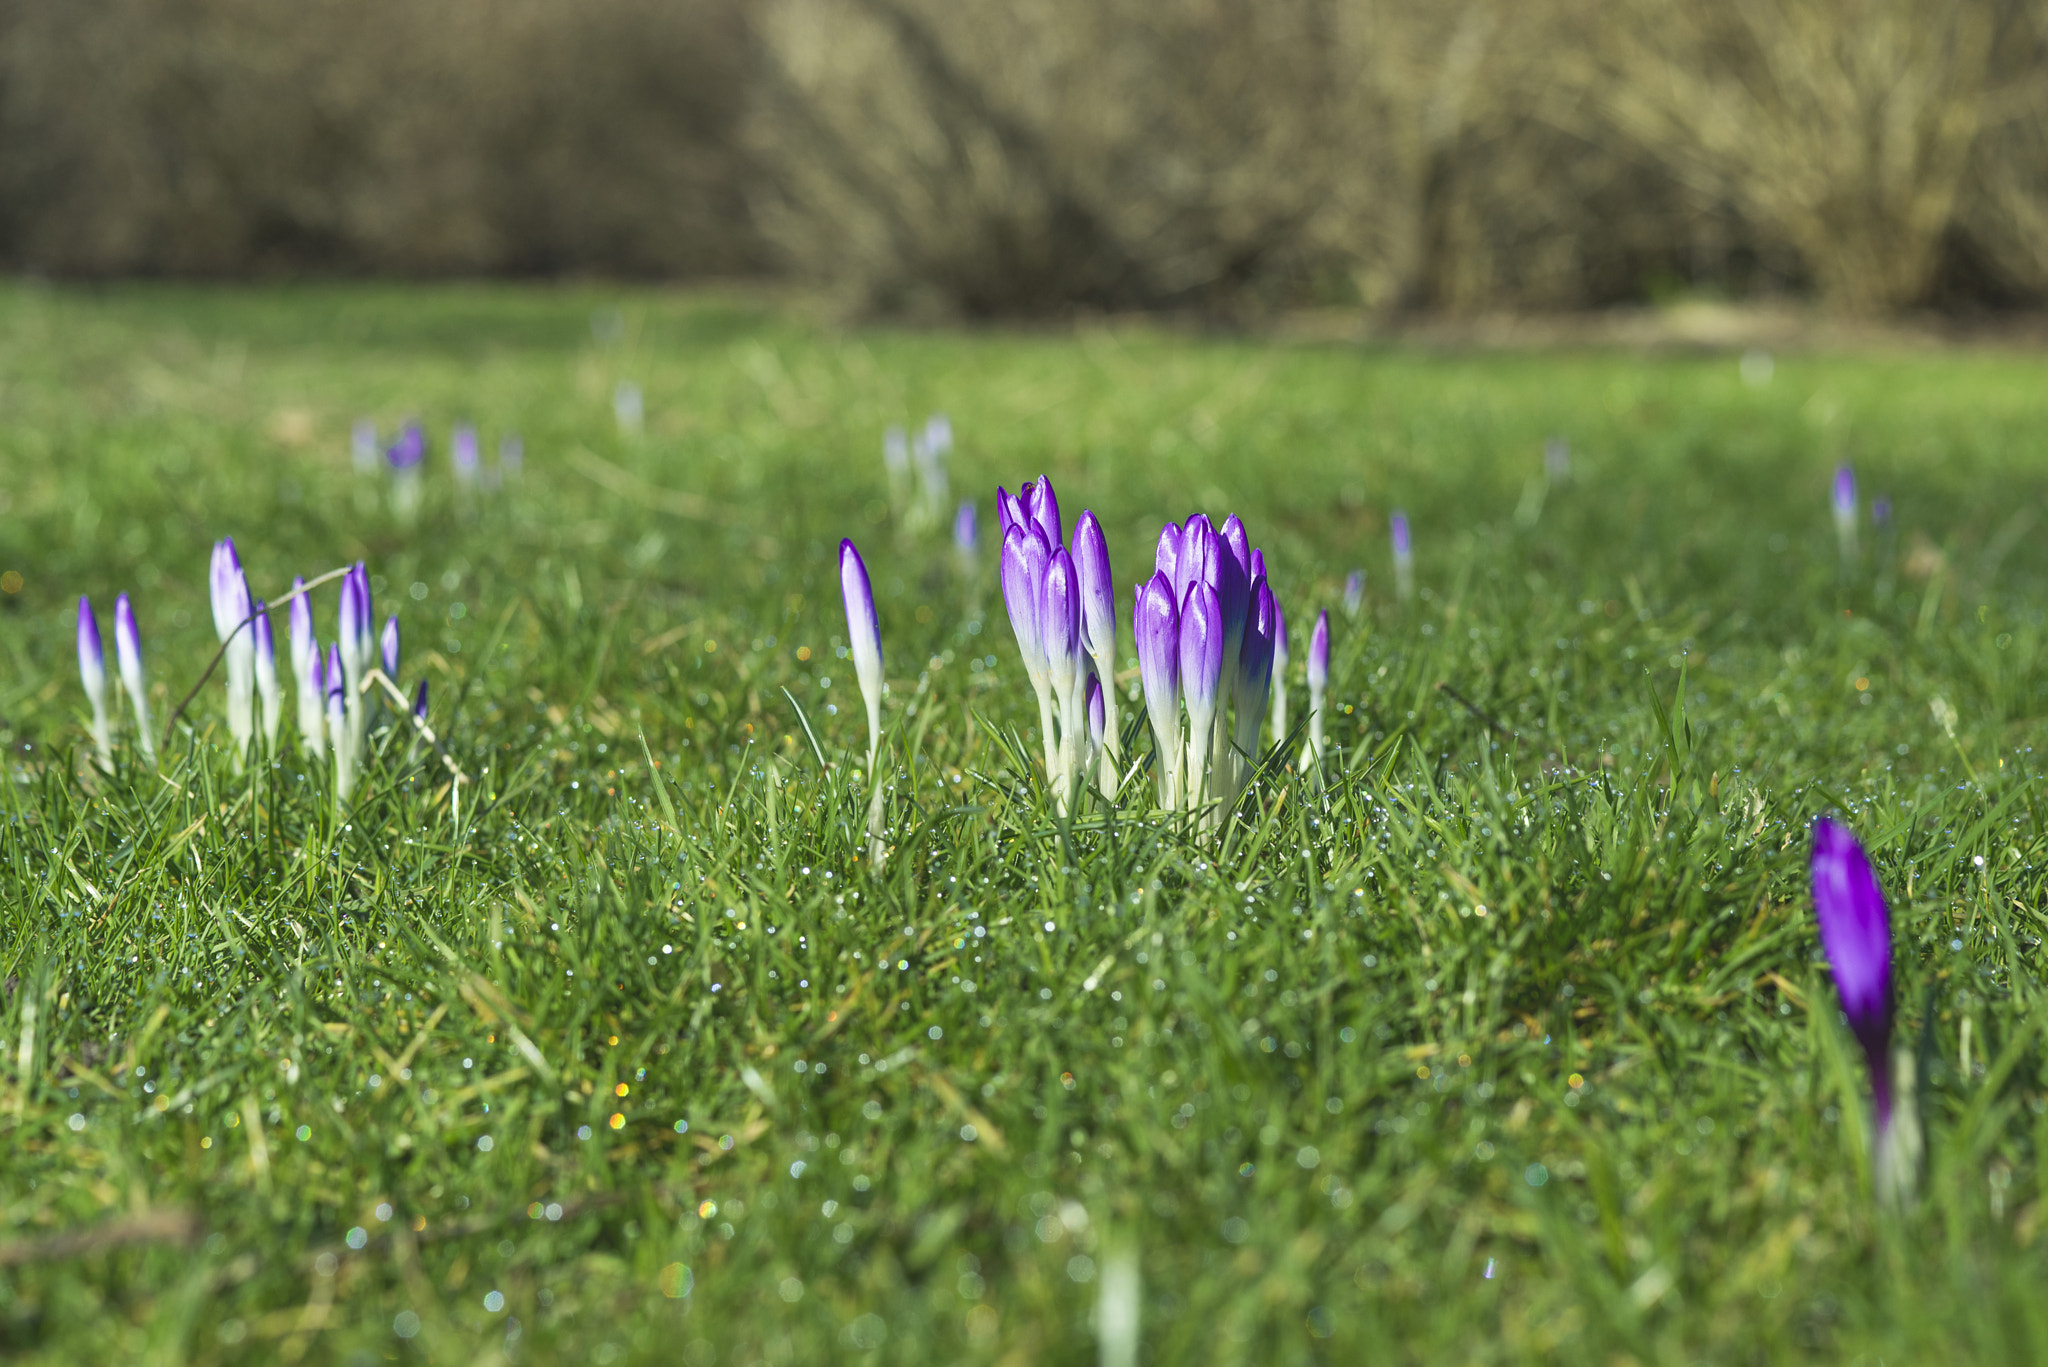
2 284 2047 1365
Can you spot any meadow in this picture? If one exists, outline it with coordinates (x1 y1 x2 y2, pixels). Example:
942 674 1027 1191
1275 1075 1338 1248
1 285 2046 1364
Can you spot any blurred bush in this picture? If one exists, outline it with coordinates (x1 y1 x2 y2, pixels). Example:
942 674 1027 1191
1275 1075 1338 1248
0 0 759 276
8 0 2048 313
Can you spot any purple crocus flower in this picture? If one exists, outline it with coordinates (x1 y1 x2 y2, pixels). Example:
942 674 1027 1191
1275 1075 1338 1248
1030 475 1063 550
326 642 354 799
1215 514 1252 678
1173 516 1216 604
114 593 156 767
351 419 380 475
210 539 256 757
1001 526 1052 692
252 602 280 751
1042 548 1086 802
1343 570 1364 617
382 615 401 680
1833 464 1859 561
1154 522 1183 585
289 579 324 754
1268 588 1289 747
1248 547 1267 584
1087 672 1105 753
453 424 480 483
387 424 426 471
413 679 430 720
954 502 978 560
1178 583 1224 811
1230 579 1277 787
78 596 113 770
1071 510 1121 787
996 487 1027 539
1306 609 1330 767
1810 816 1915 1201
839 539 885 770
1390 512 1414 601
1135 573 1182 806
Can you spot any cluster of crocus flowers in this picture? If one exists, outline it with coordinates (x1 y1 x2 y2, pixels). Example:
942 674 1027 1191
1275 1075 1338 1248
1132 510 1280 823
997 478 1121 809
76 543 427 806
1810 816 1920 1206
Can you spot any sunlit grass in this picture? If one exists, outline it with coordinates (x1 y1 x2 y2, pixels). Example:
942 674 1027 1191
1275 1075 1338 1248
1 285 2045 1364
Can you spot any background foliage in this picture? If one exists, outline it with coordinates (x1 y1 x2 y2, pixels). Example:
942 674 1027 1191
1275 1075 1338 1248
11 0 2048 312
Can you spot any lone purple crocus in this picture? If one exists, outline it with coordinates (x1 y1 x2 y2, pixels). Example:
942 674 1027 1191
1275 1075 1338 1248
839 539 885 772
78 596 114 771
1810 816 1918 1204
1832 464 1858 562
114 593 156 768
1390 512 1414 601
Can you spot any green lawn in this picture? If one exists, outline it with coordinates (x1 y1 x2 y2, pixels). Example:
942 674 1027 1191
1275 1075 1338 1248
2 285 2046 1365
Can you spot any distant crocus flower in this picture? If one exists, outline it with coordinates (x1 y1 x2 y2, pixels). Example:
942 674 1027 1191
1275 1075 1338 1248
924 413 953 457
1391 512 1414 601
452 424 480 485
1179 583 1224 818
1545 436 1571 482
884 426 910 480
839 539 885 772
289 580 324 754
1810 815 1918 1203
252 602 280 751
1833 464 1858 562
1305 609 1330 772
954 502 978 561
326 643 354 800
1135 574 1182 807
1268 590 1289 749
913 420 949 522
614 381 644 434
388 424 426 521
210 539 256 758
1872 497 1892 530
78 596 113 771
382 615 401 681
114 593 156 768
1343 570 1364 617
351 419 380 476
1072 511 1120 793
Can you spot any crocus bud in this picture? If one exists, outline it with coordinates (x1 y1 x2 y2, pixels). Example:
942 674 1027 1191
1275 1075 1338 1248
839 539 885 770
1042 549 1082 700
1000 526 1052 688
1810 816 1916 1203
1087 672 1105 750
210 540 256 757
114 593 156 767
78 596 113 770
1174 516 1216 604
252 602 281 750
387 424 426 471
1135 574 1182 806
289 579 323 754
1249 547 1267 584
382 615 401 680
1071 512 1116 665
1231 579 1277 787
1030 476 1063 550
1268 590 1289 748
1306 609 1330 768
1390 512 1413 600
413 679 430 719
1154 522 1183 584
997 487 1025 539
326 642 354 800
1215 515 1251 679
1179 583 1224 807
1343 570 1364 617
